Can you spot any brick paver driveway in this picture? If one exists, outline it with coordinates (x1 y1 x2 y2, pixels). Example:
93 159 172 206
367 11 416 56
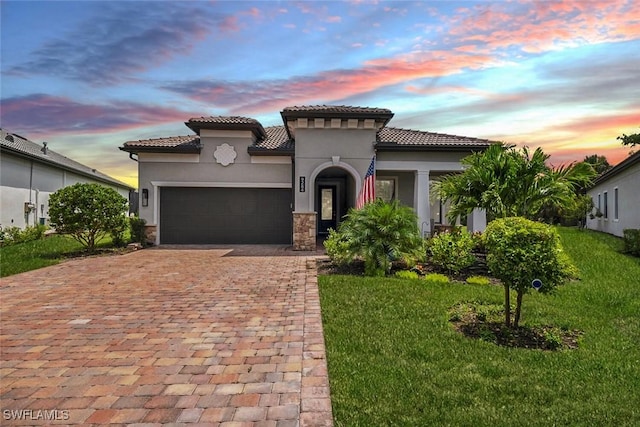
0 248 333 426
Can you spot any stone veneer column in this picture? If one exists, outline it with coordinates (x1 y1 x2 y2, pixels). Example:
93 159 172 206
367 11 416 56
144 225 157 246
293 212 317 251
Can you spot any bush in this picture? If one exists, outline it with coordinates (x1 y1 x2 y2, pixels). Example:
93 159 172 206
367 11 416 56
427 227 476 274
622 229 640 257
484 217 576 327
424 273 450 285
48 183 128 252
323 199 425 276
394 270 420 280
0 225 47 246
129 216 147 245
466 275 491 286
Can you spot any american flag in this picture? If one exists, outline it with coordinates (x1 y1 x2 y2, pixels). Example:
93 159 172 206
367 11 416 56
356 156 376 209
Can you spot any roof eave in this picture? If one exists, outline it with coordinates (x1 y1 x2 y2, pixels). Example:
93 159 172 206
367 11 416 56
2 145 133 190
119 145 202 154
375 143 492 152
591 151 640 186
185 121 267 139
247 147 294 156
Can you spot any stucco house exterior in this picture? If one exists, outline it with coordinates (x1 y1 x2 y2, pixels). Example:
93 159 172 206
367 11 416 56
586 150 640 237
1 129 133 230
120 105 493 249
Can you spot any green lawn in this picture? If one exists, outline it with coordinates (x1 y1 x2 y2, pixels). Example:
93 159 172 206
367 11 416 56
0 235 121 277
319 227 640 426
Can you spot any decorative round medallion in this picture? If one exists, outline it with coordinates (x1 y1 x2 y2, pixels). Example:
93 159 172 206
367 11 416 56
214 143 237 166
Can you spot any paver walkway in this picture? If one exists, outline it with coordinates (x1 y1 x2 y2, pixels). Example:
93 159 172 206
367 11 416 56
0 248 333 426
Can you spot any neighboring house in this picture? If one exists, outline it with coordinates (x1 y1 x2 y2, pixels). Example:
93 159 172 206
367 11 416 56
120 105 493 249
1 129 134 230
586 150 640 237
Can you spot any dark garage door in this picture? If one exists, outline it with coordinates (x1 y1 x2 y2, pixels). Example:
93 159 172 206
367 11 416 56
160 187 292 244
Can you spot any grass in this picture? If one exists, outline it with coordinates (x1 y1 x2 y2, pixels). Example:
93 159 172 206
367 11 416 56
319 227 640 426
0 235 123 277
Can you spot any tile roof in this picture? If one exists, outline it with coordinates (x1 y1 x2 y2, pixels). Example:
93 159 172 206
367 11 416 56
282 105 393 115
249 126 293 153
121 135 202 152
1 128 132 189
376 127 494 149
185 116 267 138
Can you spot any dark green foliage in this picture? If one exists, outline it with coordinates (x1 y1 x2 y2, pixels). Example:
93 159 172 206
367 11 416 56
433 143 596 223
617 130 640 148
583 154 612 174
323 199 425 276
427 227 476 274
48 183 128 252
484 217 577 327
129 216 147 245
622 229 640 256
0 225 47 246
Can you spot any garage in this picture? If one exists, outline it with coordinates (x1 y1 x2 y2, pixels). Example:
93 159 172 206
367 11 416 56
160 187 292 244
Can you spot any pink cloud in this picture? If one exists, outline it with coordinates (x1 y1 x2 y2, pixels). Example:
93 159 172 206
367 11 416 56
0 94 201 138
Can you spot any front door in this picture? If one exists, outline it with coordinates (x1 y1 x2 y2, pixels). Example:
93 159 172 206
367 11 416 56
318 185 337 234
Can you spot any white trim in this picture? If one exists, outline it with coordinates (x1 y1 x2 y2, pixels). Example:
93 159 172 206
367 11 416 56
308 161 362 211
250 156 291 164
150 181 291 188
376 160 465 172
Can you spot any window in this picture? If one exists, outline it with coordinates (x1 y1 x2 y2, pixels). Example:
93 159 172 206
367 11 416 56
597 193 601 218
376 178 396 202
603 191 608 219
614 188 619 220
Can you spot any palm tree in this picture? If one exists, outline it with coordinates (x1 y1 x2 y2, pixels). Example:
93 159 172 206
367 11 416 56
433 144 596 223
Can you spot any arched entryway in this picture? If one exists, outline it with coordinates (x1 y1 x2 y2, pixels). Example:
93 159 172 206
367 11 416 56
314 166 357 235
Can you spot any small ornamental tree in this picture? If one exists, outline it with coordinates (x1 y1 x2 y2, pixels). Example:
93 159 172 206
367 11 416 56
324 199 425 276
483 217 577 328
48 183 128 252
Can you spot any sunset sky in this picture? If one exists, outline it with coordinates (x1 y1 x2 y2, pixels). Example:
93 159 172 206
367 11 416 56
2 0 639 188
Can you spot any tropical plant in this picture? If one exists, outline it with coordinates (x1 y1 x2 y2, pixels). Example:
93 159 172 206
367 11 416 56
323 199 425 276
427 228 475 274
583 154 612 175
432 144 596 223
483 217 577 328
48 183 128 252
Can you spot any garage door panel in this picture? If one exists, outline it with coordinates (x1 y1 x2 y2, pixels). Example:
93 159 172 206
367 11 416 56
160 187 292 244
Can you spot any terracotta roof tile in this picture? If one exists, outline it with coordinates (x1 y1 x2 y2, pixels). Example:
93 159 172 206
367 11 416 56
122 135 201 149
186 116 261 125
377 127 493 148
282 105 393 115
249 126 293 152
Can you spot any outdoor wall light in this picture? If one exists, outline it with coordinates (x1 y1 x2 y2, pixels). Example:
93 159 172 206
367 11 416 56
142 189 149 207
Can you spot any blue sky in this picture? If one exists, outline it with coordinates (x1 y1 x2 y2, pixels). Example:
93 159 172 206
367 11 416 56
2 0 639 187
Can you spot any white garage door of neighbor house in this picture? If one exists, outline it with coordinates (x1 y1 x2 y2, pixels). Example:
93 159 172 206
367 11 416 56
159 187 292 244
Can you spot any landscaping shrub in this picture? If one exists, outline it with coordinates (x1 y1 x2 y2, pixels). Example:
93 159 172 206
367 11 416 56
484 217 577 327
622 229 640 257
424 273 449 285
48 183 128 252
323 199 425 276
0 224 47 246
427 227 475 274
465 275 491 286
129 216 147 245
394 270 420 280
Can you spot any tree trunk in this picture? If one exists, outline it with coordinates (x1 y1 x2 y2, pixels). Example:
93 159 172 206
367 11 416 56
514 290 524 327
504 284 511 327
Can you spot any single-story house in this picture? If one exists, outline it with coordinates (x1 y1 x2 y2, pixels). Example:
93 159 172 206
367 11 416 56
586 150 640 237
1 128 134 230
120 105 493 249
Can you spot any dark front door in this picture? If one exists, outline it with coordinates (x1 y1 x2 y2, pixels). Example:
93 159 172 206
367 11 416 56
317 185 337 235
